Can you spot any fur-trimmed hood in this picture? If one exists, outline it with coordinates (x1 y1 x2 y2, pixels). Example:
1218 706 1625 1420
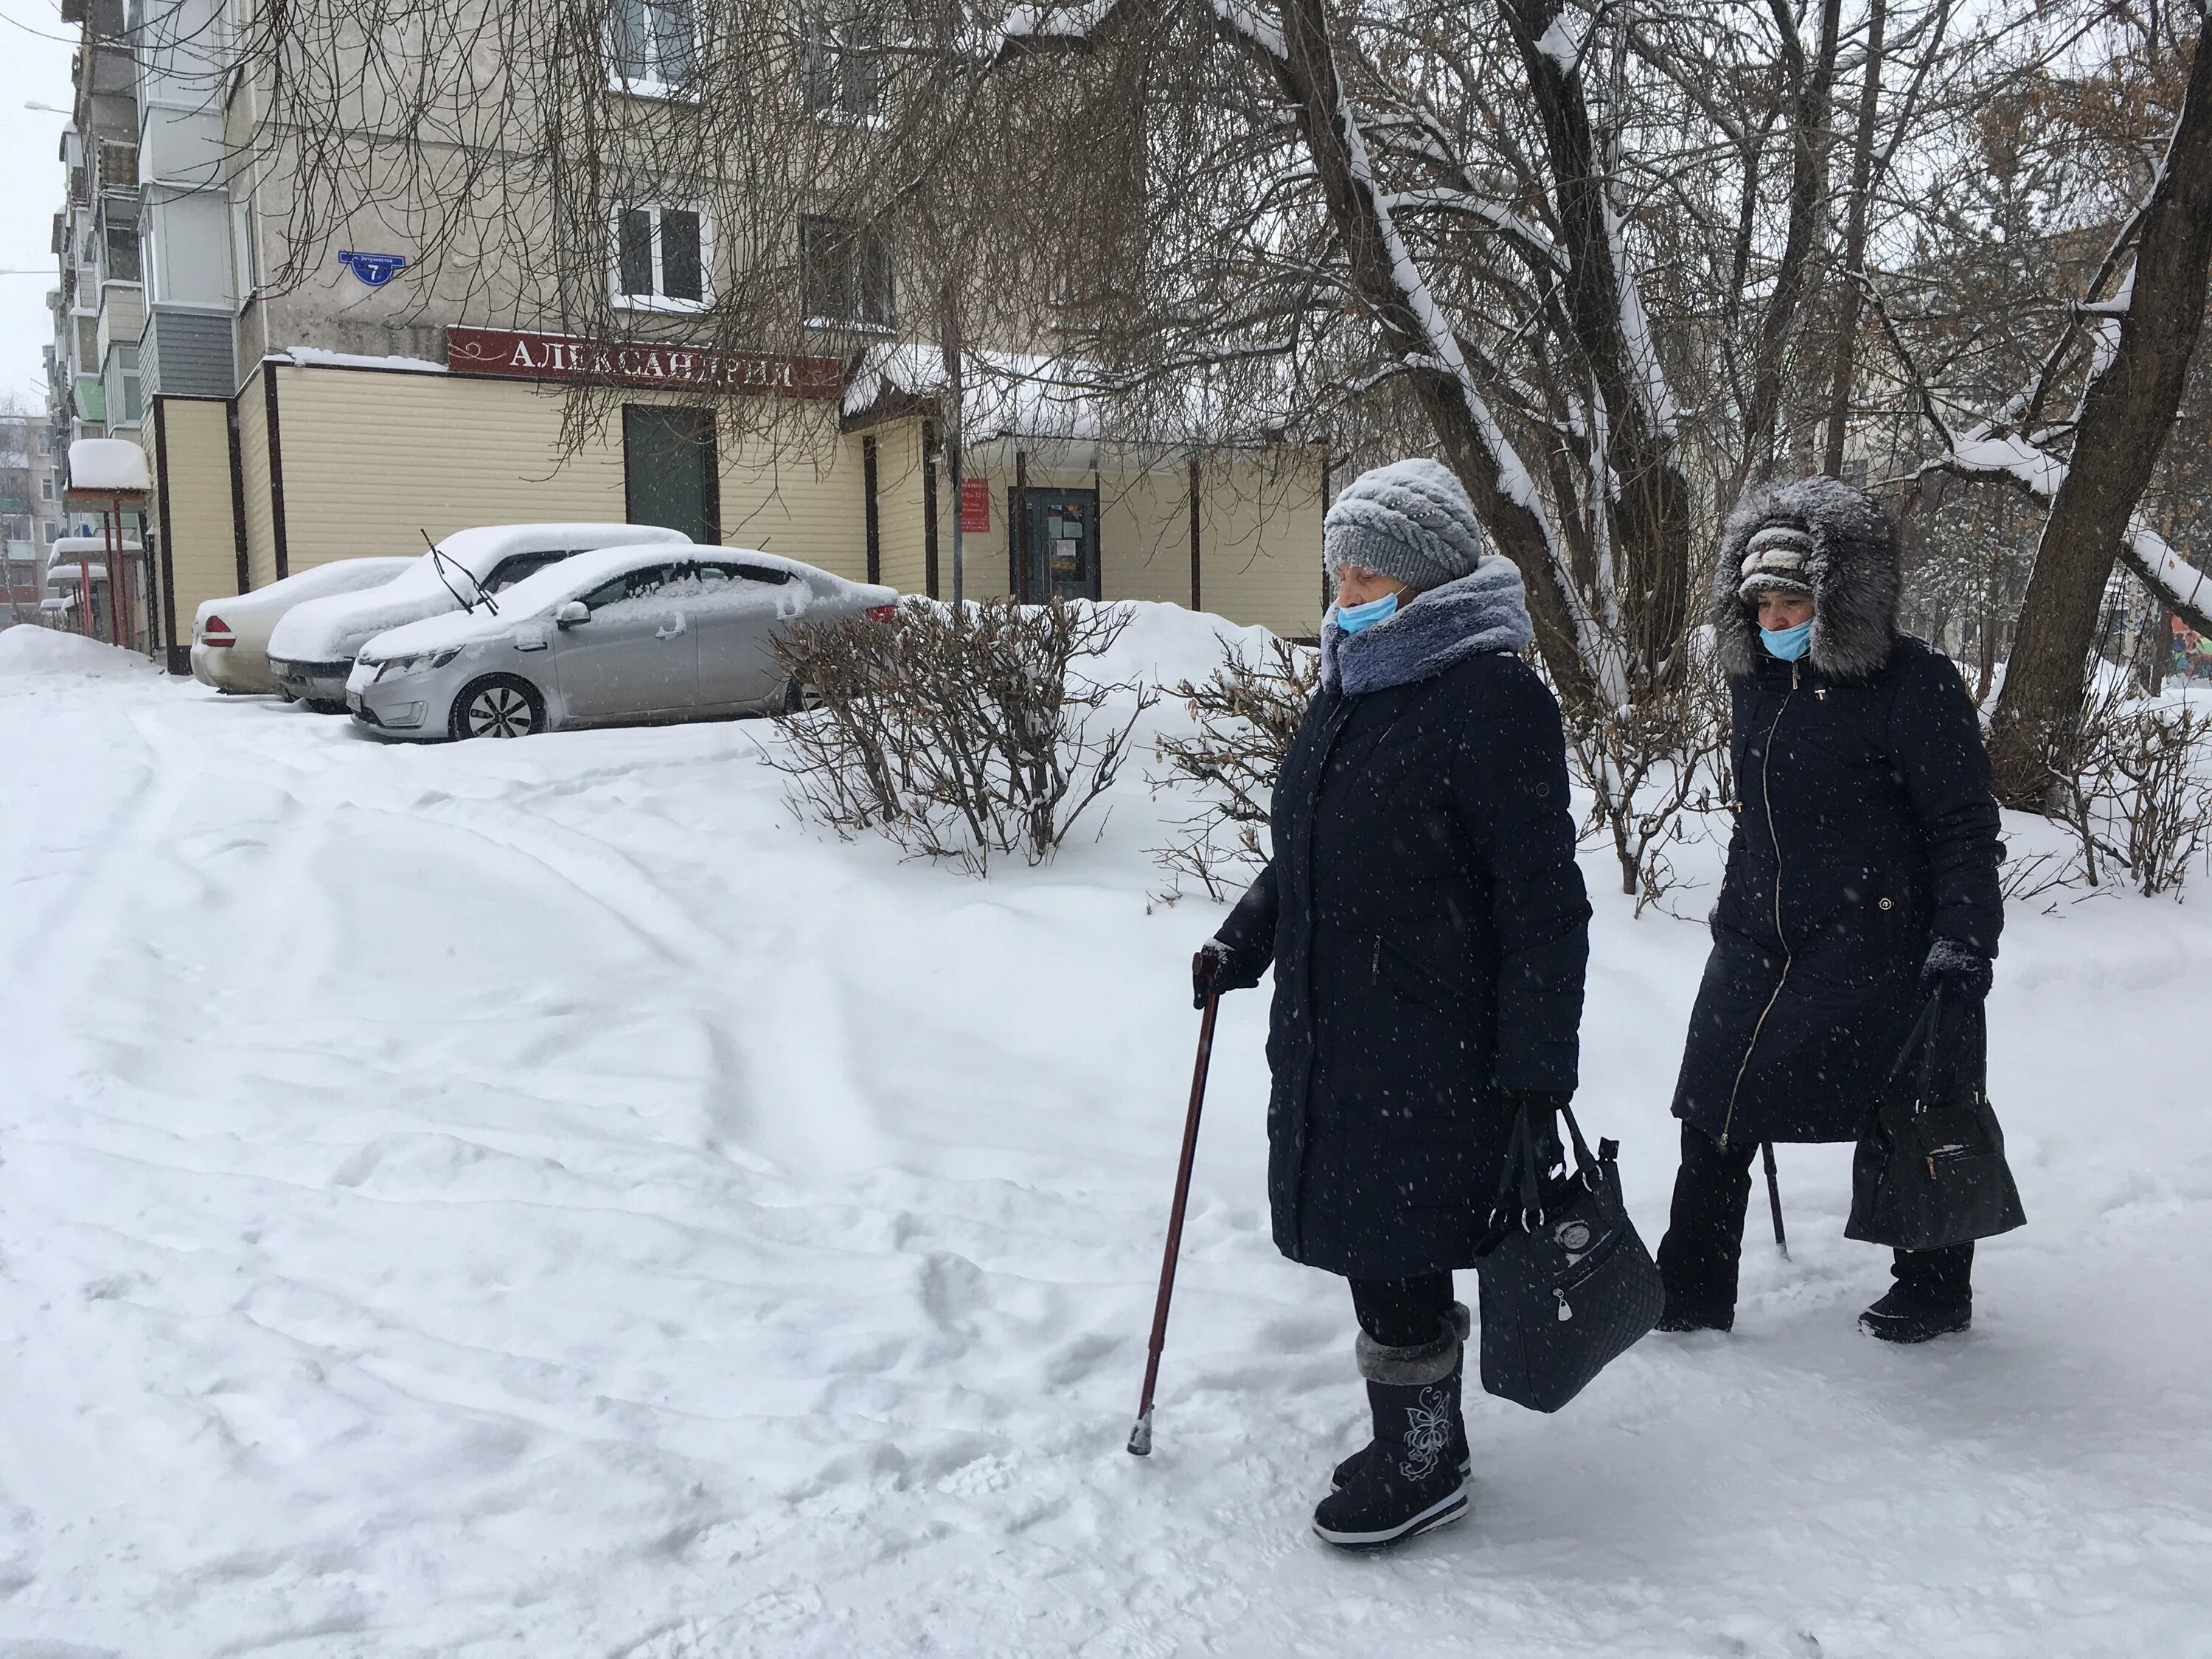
1714 476 1901 681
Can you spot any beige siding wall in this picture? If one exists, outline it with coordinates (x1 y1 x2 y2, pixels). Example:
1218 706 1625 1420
721 433 868 580
1102 469 1195 608
869 420 933 597
1199 456 1324 638
235 370 277 589
153 397 241 625
258 364 864 577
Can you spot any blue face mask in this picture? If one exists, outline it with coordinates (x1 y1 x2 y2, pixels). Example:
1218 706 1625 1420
1760 619 1814 661
1336 591 1399 634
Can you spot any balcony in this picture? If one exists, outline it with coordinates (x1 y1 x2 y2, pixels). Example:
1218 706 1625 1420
96 282 143 358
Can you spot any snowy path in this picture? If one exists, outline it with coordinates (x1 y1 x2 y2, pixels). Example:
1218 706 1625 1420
0 627 2207 1659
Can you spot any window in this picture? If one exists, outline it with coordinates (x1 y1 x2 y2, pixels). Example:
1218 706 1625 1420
40 476 53 500
801 7 881 121
107 343 143 427
698 560 792 585
483 550 574 594
613 204 708 310
608 0 698 94
103 221 142 284
580 563 681 610
800 215 893 330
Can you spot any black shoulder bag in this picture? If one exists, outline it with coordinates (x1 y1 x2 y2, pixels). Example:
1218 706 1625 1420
1473 1104 1664 1414
1845 991 2026 1253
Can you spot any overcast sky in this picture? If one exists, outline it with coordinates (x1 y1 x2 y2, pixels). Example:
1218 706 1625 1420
0 6 83 417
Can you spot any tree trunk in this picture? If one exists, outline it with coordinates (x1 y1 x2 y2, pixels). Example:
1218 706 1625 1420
1500 0 1696 692
1823 0 1885 474
1986 32 2212 808
1266 0 1600 709
1733 0 1845 495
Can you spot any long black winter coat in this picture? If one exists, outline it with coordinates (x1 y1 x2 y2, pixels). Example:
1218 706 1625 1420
1215 585 1590 1279
1672 479 2003 1148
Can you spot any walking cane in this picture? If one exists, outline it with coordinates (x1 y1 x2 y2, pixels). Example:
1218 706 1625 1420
1127 989 1221 1456
1761 1141 1789 1259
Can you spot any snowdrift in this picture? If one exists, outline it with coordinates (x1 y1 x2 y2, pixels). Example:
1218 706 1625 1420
0 605 2205 1658
0 626 157 678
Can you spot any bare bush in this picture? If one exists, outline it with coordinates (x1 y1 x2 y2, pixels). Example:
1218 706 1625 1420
1150 636 1319 900
1564 639 1738 914
2050 673 2212 897
767 600 1158 875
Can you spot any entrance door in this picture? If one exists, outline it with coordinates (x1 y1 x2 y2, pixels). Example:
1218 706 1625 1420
1020 488 1099 602
624 406 720 546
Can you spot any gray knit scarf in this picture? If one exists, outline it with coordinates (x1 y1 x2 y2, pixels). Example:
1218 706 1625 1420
1320 556 1535 695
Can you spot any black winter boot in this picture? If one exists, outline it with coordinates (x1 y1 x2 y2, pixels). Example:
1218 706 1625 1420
1860 1243 1972 1342
1331 1303 1471 1489
1312 1317 1470 1550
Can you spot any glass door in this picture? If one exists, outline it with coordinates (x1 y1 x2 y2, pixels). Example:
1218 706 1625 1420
1021 488 1099 602
623 406 720 545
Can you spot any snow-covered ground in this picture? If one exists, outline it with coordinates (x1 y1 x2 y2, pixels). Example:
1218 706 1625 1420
1 619 2208 1658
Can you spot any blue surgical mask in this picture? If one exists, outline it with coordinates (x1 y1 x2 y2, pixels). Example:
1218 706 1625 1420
1761 619 1814 661
1336 592 1399 634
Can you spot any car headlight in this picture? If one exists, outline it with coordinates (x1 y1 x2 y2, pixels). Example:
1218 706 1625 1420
372 647 462 681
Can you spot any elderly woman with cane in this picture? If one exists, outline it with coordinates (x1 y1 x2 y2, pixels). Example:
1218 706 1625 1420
1192 459 1590 1550
1658 476 2004 1343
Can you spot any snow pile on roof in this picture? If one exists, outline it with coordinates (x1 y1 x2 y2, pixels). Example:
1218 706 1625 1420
844 343 1302 455
51 537 143 557
66 438 151 493
0 626 150 677
271 346 449 375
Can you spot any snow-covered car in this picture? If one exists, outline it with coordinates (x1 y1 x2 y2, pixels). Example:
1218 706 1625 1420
266 523 689 710
191 558 418 695
347 545 895 741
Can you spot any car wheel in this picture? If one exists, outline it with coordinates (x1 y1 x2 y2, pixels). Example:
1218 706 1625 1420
450 674 546 740
305 698 348 714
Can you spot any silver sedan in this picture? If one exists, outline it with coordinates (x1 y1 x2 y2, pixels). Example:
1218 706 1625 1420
345 545 895 741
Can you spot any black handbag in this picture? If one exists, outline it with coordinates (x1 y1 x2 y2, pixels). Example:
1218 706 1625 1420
1845 992 2026 1253
1472 1104 1664 1414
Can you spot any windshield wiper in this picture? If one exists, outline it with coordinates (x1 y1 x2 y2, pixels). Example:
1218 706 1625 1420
422 529 499 616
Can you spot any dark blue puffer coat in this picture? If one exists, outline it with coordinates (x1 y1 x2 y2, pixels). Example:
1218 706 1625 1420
1671 478 2004 1148
1212 563 1591 1279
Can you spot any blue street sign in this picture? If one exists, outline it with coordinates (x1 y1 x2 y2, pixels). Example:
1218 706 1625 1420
337 251 410 288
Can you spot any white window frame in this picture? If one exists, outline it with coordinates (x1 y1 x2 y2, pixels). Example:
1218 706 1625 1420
609 202 714 314
605 0 702 100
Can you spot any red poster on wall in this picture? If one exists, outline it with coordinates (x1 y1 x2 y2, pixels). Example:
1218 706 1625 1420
960 478 991 533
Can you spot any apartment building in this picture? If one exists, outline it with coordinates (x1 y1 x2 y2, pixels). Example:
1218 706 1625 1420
45 0 1326 674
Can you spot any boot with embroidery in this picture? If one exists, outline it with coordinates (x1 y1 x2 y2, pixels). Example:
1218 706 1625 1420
1331 1302 1471 1490
1312 1314 1470 1550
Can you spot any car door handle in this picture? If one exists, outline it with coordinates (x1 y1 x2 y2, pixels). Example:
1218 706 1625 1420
655 614 686 641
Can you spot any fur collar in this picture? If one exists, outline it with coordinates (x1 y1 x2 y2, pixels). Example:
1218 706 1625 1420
1714 476 1902 681
1321 556 1534 695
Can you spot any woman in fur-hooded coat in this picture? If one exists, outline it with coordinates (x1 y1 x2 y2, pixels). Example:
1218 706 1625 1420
1658 475 2004 1339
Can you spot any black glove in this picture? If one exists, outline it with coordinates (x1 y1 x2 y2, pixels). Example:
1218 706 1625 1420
1919 937 1993 1005
1192 939 1261 1009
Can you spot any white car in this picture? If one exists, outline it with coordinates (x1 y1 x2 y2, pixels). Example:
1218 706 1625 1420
266 523 689 710
346 544 895 741
191 558 418 695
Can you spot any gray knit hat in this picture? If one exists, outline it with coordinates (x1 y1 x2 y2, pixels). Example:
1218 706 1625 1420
1324 459 1487 594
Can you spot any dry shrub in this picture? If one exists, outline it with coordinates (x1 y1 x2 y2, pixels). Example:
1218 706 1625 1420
2051 681 2212 898
1150 636 1318 899
768 599 1158 874
1563 640 1737 914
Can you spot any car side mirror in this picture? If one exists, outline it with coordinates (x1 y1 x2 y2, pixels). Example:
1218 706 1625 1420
555 600 590 628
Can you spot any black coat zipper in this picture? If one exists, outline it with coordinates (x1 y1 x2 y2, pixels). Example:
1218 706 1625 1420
1719 660 1799 1150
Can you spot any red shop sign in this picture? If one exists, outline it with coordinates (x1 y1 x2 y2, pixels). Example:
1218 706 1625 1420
445 325 842 399
959 477 991 533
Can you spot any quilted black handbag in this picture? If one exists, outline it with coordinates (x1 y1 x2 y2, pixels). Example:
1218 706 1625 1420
1846 992 2026 1253
1473 1104 1664 1414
